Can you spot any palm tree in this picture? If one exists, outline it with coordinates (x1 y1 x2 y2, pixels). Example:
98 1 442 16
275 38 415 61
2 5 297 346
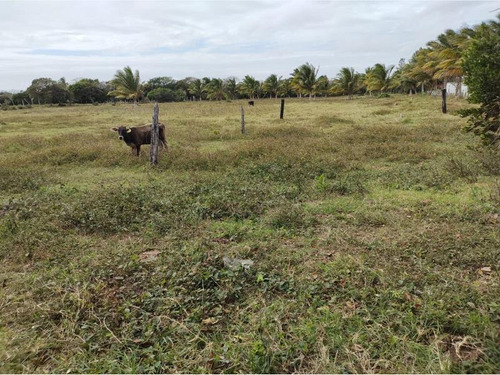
176 77 196 100
364 63 396 94
394 63 418 94
333 67 360 99
224 77 238 100
109 66 142 105
239 75 260 99
316 75 330 97
291 63 319 99
278 78 295 98
425 28 474 97
406 48 435 93
262 74 281 98
205 78 227 101
188 79 205 101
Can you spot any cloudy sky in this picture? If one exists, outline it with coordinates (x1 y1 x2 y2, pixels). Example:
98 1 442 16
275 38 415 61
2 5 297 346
0 0 498 91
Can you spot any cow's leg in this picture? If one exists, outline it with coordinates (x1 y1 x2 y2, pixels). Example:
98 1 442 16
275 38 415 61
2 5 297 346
136 145 141 156
160 137 168 151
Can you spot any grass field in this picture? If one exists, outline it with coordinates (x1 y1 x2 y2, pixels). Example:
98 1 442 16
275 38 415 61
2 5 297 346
0 95 499 373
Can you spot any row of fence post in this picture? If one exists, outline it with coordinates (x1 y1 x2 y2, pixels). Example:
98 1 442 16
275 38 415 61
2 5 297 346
151 93 449 165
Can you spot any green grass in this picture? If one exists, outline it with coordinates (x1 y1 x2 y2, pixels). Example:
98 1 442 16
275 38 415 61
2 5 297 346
1 95 499 373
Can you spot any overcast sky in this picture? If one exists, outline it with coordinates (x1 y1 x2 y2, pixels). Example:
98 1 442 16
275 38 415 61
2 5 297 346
0 0 498 91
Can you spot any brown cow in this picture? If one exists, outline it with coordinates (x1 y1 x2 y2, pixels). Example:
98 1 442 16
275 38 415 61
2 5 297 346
111 123 168 156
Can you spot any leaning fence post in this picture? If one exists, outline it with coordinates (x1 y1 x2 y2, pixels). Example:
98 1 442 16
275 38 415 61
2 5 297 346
241 105 245 134
441 89 447 114
280 99 285 119
150 102 159 165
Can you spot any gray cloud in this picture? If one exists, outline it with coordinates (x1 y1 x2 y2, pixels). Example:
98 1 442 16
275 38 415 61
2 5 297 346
0 0 497 91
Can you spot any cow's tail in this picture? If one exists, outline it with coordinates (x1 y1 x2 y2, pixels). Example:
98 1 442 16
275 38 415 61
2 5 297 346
159 124 168 150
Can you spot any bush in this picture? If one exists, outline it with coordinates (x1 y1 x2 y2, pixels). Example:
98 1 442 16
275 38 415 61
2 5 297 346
460 18 500 145
0 92 12 105
445 156 479 183
476 147 500 175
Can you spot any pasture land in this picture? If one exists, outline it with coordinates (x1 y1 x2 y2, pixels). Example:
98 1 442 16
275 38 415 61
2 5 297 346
0 95 499 373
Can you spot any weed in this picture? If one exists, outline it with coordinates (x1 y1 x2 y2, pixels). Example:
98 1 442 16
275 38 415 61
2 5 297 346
445 155 480 183
266 204 310 231
372 108 391 115
476 147 500 176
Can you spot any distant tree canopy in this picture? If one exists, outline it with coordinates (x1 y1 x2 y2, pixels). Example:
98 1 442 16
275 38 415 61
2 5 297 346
188 78 206 101
69 79 109 104
11 91 30 105
175 77 195 100
27 78 72 104
144 76 177 91
142 76 185 102
0 92 12 105
146 87 185 102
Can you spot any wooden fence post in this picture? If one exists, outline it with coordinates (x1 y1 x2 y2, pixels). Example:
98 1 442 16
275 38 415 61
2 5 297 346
150 102 159 165
241 105 245 134
280 99 285 119
441 89 447 114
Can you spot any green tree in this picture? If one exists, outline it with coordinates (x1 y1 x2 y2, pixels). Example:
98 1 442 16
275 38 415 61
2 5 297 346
146 87 184 102
49 83 72 104
278 78 295 98
0 92 12 105
425 28 475 96
69 79 108 103
143 76 177 98
109 66 142 105
205 78 227 101
460 16 500 145
12 91 30 105
27 78 56 104
315 75 330 97
239 75 260 99
364 63 396 94
291 63 319 99
176 77 196 100
262 74 281 98
405 48 435 93
332 67 360 99
224 77 238 100
188 79 206 101
27 78 71 104
394 65 418 94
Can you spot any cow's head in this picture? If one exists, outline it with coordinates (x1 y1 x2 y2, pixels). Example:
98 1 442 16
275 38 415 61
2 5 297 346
111 126 131 141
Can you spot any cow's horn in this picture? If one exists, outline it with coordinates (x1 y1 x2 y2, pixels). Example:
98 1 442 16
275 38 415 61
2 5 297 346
126 128 132 133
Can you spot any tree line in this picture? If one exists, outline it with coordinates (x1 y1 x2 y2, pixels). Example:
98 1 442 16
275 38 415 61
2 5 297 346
0 14 496 107
0 14 498 144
